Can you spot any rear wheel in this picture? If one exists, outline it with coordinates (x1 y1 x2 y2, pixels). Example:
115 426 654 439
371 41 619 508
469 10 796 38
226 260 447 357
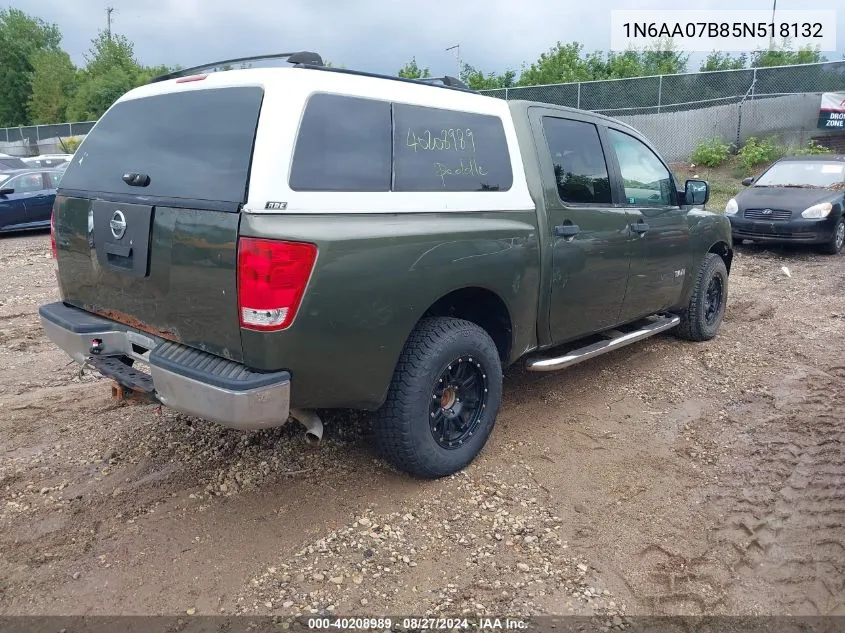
675 253 728 342
819 217 845 255
373 317 503 479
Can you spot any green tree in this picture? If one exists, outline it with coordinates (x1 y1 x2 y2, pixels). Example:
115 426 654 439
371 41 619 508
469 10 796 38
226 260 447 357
83 32 140 76
700 52 748 71
515 41 688 87
0 8 62 126
460 64 516 90
516 42 593 86
638 41 689 75
65 31 171 121
27 49 78 123
398 57 431 79
751 42 826 67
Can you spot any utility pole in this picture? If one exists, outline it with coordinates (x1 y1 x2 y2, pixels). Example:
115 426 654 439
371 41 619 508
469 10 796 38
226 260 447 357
106 6 115 40
446 44 461 79
768 0 777 50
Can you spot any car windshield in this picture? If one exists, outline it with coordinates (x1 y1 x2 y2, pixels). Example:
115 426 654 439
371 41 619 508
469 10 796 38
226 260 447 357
0 173 11 184
754 161 845 189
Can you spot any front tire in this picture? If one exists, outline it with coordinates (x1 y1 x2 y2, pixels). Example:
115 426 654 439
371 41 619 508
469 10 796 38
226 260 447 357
819 217 844 255
675 253 728 342
373 317 503 479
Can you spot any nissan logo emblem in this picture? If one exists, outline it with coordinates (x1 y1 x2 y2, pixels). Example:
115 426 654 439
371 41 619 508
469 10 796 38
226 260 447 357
110 210 127 240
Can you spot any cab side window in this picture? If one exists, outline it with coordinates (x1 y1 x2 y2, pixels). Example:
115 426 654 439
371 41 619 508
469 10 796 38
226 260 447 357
607 128 675 206
541 117 611 205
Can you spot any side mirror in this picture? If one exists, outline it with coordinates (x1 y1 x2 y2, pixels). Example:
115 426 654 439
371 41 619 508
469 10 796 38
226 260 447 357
684 179 709 206
0 188 14 196
741 176 755 186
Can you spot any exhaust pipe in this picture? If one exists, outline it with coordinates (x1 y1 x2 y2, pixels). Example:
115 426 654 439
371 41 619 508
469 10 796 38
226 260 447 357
290 408 323 444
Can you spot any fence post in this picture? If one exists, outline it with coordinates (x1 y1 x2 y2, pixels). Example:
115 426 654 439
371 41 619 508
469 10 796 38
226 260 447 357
657 75 663 114
577 82 581 109
505 87 509 100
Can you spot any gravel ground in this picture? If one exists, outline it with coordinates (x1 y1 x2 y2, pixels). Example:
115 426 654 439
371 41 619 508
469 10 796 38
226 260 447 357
0 231 843 619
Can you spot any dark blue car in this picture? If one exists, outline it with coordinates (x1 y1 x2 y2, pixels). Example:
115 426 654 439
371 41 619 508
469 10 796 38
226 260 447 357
0 168 64 233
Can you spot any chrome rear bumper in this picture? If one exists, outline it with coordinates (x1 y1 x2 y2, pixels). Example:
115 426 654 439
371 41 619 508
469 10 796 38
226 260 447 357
39 302 291 430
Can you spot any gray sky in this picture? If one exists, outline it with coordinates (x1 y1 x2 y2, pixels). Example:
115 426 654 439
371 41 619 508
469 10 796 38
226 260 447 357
11 0 845 77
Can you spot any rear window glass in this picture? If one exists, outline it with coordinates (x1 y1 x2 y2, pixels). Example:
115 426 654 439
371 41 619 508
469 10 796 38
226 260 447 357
289 93 391 192
59 86 264 204
393 104 513 192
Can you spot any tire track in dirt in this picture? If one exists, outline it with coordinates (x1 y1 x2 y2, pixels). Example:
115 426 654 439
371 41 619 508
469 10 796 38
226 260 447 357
694 367 844 614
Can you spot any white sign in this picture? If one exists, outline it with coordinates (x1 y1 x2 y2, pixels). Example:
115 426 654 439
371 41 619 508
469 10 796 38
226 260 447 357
819 92 845 129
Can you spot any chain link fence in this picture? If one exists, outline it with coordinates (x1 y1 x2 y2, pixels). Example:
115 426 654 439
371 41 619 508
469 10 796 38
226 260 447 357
2 61 843 163
0 121 97 156
480 60 845 161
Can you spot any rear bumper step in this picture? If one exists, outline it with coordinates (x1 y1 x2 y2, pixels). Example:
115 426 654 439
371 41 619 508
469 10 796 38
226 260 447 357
524 314 681 372
38 302 290 430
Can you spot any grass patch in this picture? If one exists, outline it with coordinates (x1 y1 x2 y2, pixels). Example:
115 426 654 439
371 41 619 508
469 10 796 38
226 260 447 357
672 160 744 213
673 137 835 211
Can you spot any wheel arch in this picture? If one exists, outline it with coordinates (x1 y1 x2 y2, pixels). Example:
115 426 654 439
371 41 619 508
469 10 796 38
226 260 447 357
708 240 734 275
421 286 513 363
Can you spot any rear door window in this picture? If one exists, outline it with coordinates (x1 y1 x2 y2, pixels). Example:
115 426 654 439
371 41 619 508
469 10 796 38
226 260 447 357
58 86 264 205
289 93 391 192
541 117 612 205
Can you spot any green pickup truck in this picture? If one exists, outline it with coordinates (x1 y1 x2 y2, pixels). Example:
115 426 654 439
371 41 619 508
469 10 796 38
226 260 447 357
39 53 733 479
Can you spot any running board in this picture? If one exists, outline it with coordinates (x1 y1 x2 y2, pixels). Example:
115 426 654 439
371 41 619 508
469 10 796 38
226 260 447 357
524 314 681 372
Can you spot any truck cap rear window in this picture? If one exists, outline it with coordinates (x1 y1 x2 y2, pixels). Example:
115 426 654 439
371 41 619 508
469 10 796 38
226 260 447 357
59 86 264 205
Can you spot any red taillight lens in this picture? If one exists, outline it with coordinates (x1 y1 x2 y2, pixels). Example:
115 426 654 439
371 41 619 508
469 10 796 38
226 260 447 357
237 237 317 331
50 210 57 259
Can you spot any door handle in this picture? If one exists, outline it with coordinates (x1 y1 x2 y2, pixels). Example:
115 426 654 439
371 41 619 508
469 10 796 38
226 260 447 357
554 224 580 238
630 222 650 234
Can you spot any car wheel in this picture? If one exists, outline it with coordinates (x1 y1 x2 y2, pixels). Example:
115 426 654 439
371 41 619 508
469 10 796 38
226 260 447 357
675 253 729 342
373 317 503 479
819 217 845 255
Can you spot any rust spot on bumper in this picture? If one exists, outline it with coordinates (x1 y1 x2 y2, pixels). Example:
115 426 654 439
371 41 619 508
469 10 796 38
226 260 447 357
90 306 182 343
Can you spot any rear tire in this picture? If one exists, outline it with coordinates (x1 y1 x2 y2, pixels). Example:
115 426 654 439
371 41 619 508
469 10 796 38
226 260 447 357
675 253 728 342
818 217 844 255
373 317 503 479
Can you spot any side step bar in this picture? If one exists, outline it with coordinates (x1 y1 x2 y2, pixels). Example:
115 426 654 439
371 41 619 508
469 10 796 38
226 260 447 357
524 314 681 372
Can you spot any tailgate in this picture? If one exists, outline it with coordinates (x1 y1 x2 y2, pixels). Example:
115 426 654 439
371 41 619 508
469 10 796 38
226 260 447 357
53 84 265 364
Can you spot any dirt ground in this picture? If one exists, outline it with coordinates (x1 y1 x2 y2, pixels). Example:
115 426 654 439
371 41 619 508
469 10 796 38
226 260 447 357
1 231 843 620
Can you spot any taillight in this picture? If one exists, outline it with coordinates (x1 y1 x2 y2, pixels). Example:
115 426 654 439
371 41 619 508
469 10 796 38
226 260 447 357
50 210 57 259
237 237 317 331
